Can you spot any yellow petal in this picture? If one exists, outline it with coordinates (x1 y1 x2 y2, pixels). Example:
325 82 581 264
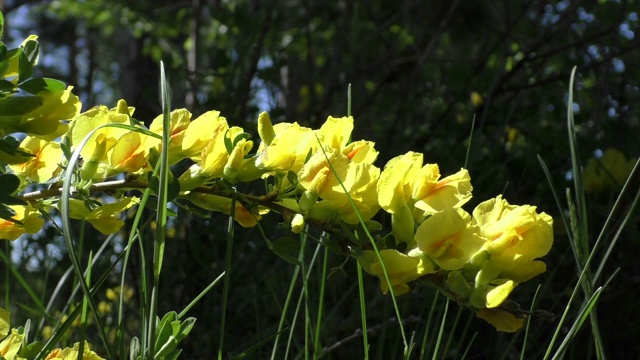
476 308 524 332
500 260 547 282
316 116 354 150
182 110 228 160
415 208 484 270
377 152 423 214
0 307 9 337
0 328 25 359
413 168 472 215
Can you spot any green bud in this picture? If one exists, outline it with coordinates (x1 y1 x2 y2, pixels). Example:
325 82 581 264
291 213 305 233
474 261 501 288
257 111 276 145
446 271 472 299
391 204 415 245
298 190 318 215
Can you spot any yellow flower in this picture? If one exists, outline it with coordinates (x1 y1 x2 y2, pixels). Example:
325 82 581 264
0 307 9 338
0 328 24 360
109 130 160 174
359 249 433 295
343 140 378 164
0 204 44 240
66 197 140 234
8 136 63 182
316 116 354 150
181 110 229 162
224 137 254 183
583 148 636 193
470 279 517 309
472 195 553 271
255 121 315 175
66 100 158 179
149 108 192 164
0 86 81 140
377 151 423 215
178 125 241 191
412 166 472 216
476 307 524 333
185 193 268 227
415 208 485 270
298 148 380 223
298 149 350 198
45 341 105 360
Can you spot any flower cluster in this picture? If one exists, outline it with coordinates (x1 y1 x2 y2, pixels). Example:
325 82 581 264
356 151 553 331
1 33 555 336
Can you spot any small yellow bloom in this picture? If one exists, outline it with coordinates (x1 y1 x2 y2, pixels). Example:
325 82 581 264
0 328 24 359
377 151 423 214
0 307 9 337
185 193 268 227
39 326 54 341
316 116 354 151
224 138 254 182
8 136 63 182
68 105 130 160
343 140 378 164
109 130 159 174
256 121 315 175
359 249 433 295
415 208 485 270
149 108 192 164
298 149 380 223
412 166 472 216
583 148 636 193
0 86 81 140
181 110 229 162
0 204 44 240
66 197 140 234
45 341 105 360
178 125 241 191
470 279 517 309
472 195 553 271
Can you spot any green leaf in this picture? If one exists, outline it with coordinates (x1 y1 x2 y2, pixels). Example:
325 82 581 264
0 195 27 206
0 11 4 39
21 37 39 64
19 78 66 94
0 79 15 93
175 317 196 341
0 204 18 223
269 237 301 266
129 336 140 360
223 129 234 153
0 42 6 63
18 341 46 358
167 175 181 202
0 95 42 116
154 312 177 355
0 173 21 195
18 52 33 83
0 59 9 79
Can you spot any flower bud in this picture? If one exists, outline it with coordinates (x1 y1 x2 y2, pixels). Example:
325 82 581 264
257 111 276 146
446 271 472 299
291 213 305 233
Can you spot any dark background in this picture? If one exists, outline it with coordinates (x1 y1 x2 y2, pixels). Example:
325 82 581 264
2 0 639 358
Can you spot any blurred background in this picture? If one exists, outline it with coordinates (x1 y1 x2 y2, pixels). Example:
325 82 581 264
2 0 639 358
